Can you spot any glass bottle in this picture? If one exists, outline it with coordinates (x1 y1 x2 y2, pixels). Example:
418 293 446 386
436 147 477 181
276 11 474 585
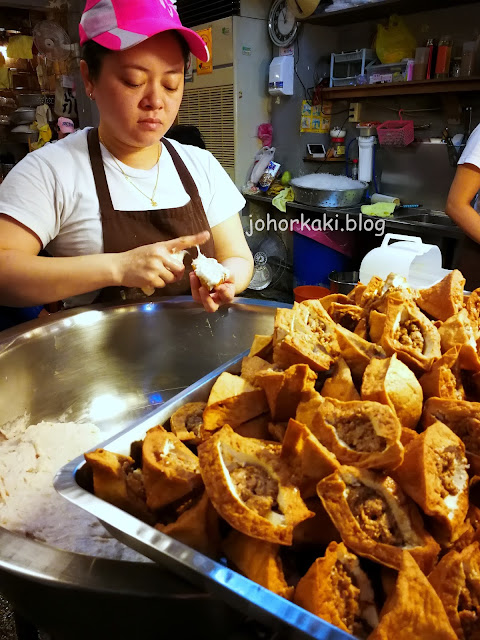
435 36 453 78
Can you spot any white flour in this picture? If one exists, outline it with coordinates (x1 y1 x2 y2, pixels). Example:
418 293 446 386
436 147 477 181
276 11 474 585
0 420 148 561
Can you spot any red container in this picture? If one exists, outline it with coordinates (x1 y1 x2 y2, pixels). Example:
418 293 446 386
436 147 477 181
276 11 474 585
377 118 414 147
293 285 330 303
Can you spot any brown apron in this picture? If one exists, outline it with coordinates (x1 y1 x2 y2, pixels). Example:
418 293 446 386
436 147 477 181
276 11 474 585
87 127 215 303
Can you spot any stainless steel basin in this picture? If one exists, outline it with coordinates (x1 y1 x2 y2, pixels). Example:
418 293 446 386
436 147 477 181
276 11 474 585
393 211 457 226
0 297 287 640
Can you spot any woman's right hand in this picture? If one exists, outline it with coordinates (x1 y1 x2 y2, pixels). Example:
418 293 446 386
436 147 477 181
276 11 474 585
113 231 210 290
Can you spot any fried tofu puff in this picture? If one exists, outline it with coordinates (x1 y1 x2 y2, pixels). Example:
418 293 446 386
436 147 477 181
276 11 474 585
298 396 404 471
317 466 440 574
142 425 203 511
294 541 379 638
416 270 466 322
223 529 294 600
392 420 469 545
198 425 313 545
369 551 457 640
423 398 480 476
85 449 153 523
380 294 441 374
170 401 206 446
361 354 423 430
429 542 480 639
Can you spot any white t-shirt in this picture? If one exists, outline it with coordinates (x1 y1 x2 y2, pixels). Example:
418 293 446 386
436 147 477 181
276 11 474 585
459 123 480 169
459 123 480 212
0 127 245 257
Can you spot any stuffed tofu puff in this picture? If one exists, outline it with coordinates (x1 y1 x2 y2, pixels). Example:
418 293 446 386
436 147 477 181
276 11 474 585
294 541 379 638
197 425 313 545
83 270 480 639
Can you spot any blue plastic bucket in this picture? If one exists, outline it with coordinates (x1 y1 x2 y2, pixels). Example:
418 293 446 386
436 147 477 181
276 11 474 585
293 232 353 288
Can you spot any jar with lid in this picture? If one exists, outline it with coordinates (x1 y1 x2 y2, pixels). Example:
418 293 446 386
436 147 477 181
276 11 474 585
435 36 453 78
330 128 346 158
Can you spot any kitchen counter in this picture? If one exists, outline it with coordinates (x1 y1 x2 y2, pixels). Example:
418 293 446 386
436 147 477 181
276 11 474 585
243 193 464 239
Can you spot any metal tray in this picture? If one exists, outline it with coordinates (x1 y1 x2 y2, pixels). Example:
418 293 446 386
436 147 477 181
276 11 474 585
55 352 351 640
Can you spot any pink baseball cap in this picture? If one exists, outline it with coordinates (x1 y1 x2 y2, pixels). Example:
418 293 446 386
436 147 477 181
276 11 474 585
79 0 209 62
58 117 75 133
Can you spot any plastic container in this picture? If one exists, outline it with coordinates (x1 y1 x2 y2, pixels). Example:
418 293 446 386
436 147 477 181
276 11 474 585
435 35 452 78
293 285 330 302
413 47 429 81
461 41 476 77
359 233 450 288
293 232 353 288
377 113 414 147
329 48 375 88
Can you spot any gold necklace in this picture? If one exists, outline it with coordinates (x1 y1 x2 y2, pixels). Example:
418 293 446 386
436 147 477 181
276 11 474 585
100 136 161 207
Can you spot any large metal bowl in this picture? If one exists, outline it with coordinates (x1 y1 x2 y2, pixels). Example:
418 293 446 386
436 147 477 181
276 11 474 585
291 181 368 208
0 297 286 640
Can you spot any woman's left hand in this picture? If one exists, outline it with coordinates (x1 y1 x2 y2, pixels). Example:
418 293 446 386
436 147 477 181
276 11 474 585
189 270 236 313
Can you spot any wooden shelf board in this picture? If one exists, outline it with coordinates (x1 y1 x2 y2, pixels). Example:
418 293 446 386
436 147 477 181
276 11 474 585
303 157 352 162
305 0 480 26
320 77 480 100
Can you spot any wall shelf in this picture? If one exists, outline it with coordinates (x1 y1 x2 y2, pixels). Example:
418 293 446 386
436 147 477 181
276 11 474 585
303 157 352 162
306 0 480 26
319 77 480 100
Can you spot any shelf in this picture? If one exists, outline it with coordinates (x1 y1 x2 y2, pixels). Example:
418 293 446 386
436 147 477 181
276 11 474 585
306 0 480 26
303 157 352 162
320 76 480 100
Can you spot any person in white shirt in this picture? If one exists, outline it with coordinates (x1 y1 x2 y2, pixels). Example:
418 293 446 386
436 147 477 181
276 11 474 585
446 123 480 289
0 0 253 313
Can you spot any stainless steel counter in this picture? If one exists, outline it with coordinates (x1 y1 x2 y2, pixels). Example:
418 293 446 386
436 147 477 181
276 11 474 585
0 297 288 640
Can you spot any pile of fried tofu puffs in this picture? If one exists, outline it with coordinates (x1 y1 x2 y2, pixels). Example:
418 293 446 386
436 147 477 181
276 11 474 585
85 269 480 640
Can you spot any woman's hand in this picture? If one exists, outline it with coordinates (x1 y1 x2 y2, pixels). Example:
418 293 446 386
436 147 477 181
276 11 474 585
189 270 236 313
114 231 209 290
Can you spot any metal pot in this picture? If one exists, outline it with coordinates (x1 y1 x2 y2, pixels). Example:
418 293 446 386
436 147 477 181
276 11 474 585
0 298 284 640
10 107 36 125
16 93 44 107
329 269 360 294
291 181 367 208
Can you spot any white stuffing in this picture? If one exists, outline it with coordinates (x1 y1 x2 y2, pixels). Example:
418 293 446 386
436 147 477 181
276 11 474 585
0 420 148 561
290 173 365 190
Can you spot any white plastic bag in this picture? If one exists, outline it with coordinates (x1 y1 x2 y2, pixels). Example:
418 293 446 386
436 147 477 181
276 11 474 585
249 146 276 185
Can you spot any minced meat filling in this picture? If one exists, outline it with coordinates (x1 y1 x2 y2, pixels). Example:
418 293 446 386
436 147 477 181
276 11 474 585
395 319 425 353
230 464 279 517
332 561 367 637
185 411 203 437
434 413 480 455
307 316 334 348
333 414 386 453
347 485 404 546
458 579 480 638
435 448 460 499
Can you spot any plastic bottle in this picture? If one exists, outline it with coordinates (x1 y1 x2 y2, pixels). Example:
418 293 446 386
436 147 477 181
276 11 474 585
426 38 436 80
435 36 453 78
351 158 359 180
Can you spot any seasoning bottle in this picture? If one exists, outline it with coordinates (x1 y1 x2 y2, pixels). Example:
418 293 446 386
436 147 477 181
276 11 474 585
461 41 476 77
426 38 436 79
435 36 453 78
351 158 359 180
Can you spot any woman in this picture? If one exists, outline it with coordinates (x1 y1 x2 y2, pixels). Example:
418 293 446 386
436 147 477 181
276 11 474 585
446 124 480 289
0 0 253 314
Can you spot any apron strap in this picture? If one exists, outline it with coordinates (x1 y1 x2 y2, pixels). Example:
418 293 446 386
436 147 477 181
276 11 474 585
87 127 115 216
161 138 202 203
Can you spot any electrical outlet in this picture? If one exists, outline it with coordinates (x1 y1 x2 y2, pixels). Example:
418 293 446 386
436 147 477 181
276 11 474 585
349 102 361 122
